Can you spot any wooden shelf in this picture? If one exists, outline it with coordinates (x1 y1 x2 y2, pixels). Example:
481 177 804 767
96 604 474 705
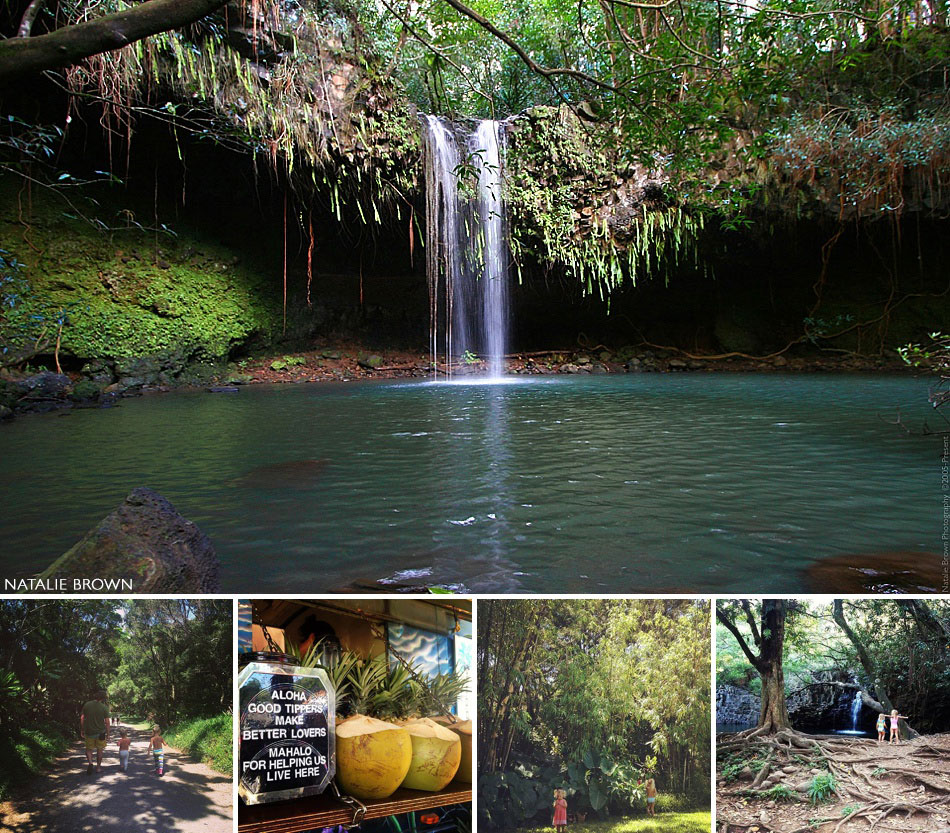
238 782 472 833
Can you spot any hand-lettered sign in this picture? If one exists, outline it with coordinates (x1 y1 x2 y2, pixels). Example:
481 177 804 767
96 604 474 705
239 654 336 805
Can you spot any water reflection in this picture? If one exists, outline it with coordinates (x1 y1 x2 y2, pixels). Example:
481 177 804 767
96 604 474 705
0 374 937 593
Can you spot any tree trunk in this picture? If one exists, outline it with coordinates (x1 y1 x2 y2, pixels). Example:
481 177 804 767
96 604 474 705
717 599 793 733
757 601 792 732
0 0 230 86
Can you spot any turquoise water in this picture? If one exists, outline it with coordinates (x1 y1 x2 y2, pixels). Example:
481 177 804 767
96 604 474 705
0 374 940 592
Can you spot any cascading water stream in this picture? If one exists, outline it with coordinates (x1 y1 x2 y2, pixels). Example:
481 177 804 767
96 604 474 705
470 120 508 380
424 116 509 379
423 115 464 379
850 690 862 730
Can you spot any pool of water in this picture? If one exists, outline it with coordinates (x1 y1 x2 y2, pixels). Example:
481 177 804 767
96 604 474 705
0 373 940 592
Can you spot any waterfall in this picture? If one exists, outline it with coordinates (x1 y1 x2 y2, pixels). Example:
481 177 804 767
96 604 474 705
423 115 464 379
850 690 862 730
423 116 509 379
470 120 508 380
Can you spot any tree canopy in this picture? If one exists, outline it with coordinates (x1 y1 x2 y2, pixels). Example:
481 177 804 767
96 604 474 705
0 599 232 797
478 599 709 827
717 599 950 735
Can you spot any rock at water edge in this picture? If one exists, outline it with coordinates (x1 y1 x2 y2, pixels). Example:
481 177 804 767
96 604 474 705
39 488 220 592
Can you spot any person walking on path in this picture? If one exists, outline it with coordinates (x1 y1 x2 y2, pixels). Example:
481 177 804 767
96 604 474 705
148 726 166 775
80 690 110 774
116 730 132 772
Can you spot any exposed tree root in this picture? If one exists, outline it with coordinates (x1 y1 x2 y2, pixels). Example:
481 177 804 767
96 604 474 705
719 729 950 833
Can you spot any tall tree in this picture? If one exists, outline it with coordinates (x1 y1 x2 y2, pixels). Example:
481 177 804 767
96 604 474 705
716 600 792 733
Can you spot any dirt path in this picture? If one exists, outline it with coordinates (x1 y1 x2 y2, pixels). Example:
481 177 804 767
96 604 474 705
717 732 950 833
0 722 232 833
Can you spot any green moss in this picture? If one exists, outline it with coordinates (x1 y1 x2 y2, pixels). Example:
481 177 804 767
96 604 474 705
270 355 306 370
505 106 702 297
0 182 283 364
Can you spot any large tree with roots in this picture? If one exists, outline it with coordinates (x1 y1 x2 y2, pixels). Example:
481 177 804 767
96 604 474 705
717 601 950 832
716 599 795 735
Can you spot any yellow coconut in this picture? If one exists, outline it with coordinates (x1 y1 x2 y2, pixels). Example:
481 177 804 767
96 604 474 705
335 715 413 800
430 717 472 782
447 720 472 782
400 717 462 791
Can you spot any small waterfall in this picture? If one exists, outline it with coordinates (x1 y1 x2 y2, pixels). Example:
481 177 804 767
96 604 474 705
423 116 509 379
469 120 508 379
850 690 862 730
423 115 464 379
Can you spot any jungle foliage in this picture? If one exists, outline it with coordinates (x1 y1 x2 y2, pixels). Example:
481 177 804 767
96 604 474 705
0 599 232 796
717 599 950 735
1 0 948 323
477 600 710 828
3 0 948 222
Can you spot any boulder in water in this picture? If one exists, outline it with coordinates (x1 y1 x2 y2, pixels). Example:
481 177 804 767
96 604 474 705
805 551 943 593
39 488 219 592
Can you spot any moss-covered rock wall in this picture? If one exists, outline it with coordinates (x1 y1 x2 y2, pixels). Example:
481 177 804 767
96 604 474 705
0 180 283 382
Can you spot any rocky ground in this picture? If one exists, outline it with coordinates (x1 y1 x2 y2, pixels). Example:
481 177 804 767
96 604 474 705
717 730 950 833
0 342 916 421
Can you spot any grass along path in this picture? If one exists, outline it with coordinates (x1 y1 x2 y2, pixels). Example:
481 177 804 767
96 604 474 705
514 810 711 833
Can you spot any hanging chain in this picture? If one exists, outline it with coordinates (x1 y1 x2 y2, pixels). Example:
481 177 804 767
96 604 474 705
330 781 368 828
252 608 285 655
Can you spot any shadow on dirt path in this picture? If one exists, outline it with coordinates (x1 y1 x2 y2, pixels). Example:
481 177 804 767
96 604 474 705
0 722 232 833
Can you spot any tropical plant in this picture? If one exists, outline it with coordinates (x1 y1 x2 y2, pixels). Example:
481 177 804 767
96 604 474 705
808 773 837 805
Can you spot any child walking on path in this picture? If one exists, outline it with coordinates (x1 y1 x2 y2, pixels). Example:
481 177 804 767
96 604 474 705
552 788 567 830
645 778 658 816
116 730 131 771
148 726 166 775
888 709 910 744
876 712 887 742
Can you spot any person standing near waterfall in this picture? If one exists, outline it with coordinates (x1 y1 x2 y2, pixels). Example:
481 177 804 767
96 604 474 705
876 711 887 742
889 709 910 744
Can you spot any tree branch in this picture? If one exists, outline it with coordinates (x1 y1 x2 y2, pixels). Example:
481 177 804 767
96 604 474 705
440 0 624 95
741 599 762 648
17 0 48 38
716 605 763 670
0 0 230 87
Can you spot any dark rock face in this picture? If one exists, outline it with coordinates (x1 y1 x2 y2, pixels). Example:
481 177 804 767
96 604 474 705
39 488 220 592
787 671 861 732
717 671 868 732
717 684 759 726
68 380 103 402
18 372 72 397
